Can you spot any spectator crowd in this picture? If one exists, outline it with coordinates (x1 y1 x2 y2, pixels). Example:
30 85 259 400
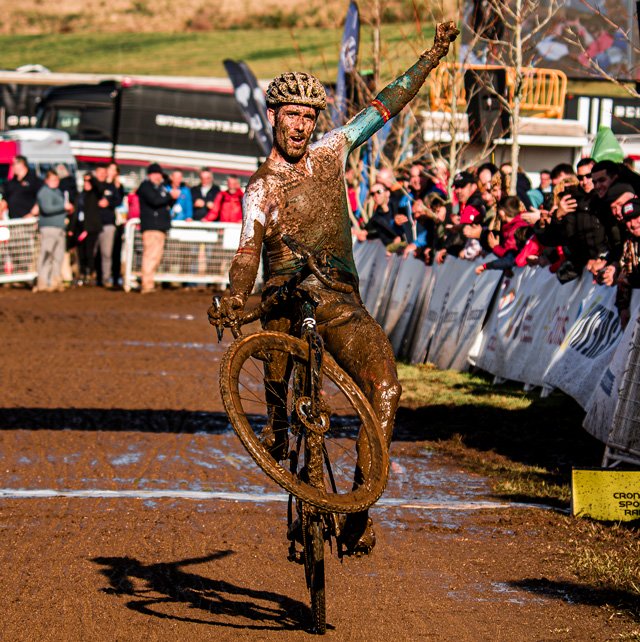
2 152 640 328
350 155 640 328
0 159 243 294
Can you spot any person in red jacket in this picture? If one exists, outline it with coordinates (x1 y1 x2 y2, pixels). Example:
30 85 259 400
476 195 531 273
203 176 244 223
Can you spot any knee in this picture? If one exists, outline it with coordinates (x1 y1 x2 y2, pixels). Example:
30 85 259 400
378 377 402 410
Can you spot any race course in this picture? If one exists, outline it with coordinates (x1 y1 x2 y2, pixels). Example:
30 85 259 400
1 288 636 641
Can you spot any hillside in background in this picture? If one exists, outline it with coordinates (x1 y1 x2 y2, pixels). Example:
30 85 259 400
0 0 448 34
0 23 437 81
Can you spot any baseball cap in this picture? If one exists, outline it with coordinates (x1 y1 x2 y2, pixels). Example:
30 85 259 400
622 198 640 220
147 162 163 175
452 171 476 188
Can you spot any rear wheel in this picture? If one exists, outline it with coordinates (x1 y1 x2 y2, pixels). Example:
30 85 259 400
303 510 325 634
220 331 389 513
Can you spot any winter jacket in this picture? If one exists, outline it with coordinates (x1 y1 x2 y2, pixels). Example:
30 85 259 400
137 180 175 232
36 185 67 229
203 189 244 223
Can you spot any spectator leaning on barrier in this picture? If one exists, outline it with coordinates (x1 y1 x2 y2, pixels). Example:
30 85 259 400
404 193 448 262
34 170 74 292
615 197 640 329
557 162 610 281
377 167 414 243
452 170 485 260
524 164 577 270
136 163 180 294
168 170 193 221
190 168 219 221
475 196 531 274
203 175 243 223
358 183 403 249
590 160 636 285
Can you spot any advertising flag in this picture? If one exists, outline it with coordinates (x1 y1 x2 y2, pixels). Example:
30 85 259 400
223 59 273 157
332 1 360 126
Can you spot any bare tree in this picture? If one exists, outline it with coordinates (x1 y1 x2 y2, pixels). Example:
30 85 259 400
461 0 560 194
564 0 639 99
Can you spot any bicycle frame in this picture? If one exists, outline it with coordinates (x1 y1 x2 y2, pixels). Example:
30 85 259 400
213 235 385 634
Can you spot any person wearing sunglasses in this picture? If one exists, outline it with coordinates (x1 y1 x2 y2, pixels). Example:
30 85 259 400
576 157 595 194
359 183 404 248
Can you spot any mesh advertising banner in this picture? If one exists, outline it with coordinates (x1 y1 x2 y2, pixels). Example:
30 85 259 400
543 282 623 408
583 294 640 442
353 240 390 308
425 257 502 371
381 256 434 357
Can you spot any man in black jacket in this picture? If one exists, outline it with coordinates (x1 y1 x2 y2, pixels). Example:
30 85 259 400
190 168 219 221
0 156 42 219
136 163 179 293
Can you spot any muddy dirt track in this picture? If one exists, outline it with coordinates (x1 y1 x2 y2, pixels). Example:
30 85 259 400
0 288 636 641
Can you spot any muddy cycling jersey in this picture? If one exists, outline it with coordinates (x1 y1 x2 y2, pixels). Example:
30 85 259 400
227 40 455 303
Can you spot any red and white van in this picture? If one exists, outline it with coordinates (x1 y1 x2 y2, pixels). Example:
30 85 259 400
0 128 77 190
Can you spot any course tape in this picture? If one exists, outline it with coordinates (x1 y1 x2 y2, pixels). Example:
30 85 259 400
0 488 555 511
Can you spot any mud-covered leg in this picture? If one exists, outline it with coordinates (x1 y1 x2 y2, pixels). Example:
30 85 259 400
261 315 293 461
320 304 401 554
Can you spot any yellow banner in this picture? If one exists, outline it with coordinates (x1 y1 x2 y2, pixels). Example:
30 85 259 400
572 469 640 521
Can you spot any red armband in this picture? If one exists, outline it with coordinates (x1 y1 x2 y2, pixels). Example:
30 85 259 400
371 99 391 123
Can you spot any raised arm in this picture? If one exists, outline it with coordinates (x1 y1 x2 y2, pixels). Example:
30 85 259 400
342 22 459 153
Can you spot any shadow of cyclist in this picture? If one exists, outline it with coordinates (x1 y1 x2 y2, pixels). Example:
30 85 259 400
92 551 311 631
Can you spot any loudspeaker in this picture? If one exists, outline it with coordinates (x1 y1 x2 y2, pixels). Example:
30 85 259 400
464 68 510 144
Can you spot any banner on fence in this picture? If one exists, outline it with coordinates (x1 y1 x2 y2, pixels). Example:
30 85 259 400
382 257 434 357
425 257 501 371
543 283 623 409
582 295 640 443
477 269 595 388
353 241 393 315
475 268 527 378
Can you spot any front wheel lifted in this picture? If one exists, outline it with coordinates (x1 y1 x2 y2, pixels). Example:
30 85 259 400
220 331 389 514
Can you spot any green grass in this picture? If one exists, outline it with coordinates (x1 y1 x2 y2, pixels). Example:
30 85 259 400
396 363 602 505
0 23 435 81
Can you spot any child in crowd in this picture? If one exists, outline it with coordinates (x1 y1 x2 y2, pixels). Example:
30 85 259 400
475 196 531 274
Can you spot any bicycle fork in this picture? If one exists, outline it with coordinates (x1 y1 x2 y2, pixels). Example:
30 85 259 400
299 301 325 488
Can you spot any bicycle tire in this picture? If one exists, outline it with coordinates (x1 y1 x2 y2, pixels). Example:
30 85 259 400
220 331 389 514
303 512 326 634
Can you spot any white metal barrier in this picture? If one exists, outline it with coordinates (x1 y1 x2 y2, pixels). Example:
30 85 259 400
0 218 39 284
123 219 257 292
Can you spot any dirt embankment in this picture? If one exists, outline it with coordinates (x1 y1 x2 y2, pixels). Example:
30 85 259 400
0 0 433 35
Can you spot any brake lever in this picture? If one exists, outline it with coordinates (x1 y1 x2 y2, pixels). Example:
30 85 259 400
212 296 224 343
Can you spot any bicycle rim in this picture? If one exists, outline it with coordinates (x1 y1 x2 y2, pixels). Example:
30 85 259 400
220 331 389 513
303 511 326 635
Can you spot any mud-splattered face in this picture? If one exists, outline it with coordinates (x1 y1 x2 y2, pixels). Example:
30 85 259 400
268 104 317 161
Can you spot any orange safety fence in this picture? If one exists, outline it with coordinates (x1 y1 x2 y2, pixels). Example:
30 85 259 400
427 63 567 119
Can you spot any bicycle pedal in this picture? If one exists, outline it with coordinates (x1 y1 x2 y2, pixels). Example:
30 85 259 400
287 550 304 565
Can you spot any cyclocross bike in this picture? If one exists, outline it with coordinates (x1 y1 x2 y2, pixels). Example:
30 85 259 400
212 235 389 634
